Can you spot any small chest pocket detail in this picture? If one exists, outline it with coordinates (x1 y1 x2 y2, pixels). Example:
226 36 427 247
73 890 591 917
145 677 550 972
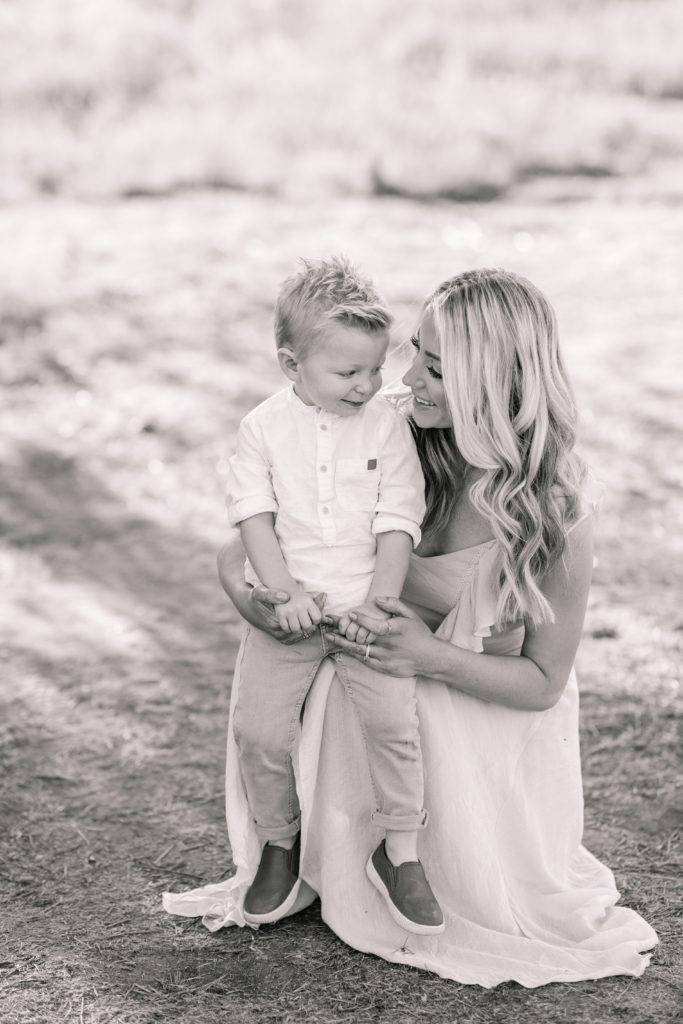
335 458 380 512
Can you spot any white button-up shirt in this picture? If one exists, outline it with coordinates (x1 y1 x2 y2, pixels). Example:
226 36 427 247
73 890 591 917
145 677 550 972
226 386 425 614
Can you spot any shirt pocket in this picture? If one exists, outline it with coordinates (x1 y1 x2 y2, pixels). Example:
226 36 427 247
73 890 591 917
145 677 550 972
335 458 380 512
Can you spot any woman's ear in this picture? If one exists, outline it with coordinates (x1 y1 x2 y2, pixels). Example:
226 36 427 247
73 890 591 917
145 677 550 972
277 347 300 381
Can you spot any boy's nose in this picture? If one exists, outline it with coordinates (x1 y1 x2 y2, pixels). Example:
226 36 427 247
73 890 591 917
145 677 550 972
354 376 374 395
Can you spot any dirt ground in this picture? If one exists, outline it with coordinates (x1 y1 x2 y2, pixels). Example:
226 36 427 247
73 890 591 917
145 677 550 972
0 189 681 1023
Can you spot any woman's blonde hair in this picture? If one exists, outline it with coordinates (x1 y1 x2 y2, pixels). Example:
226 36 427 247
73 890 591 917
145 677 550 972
416 268 585 627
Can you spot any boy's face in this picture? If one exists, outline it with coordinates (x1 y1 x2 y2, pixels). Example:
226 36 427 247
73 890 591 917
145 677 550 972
281 325 389 417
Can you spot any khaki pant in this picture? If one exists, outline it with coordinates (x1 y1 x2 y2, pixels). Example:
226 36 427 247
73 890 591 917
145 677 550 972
233 625 427 841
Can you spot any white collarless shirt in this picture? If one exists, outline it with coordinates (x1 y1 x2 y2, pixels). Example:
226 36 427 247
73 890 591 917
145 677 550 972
226 386 425 615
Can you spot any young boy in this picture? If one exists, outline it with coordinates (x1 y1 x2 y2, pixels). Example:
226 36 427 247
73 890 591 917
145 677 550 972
226 256 443 935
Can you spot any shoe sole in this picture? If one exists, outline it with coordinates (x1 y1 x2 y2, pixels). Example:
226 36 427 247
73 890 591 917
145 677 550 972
366 856 446 936
243 876 302 925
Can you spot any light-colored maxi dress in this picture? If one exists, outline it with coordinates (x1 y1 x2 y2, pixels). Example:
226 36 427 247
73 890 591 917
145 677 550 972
164 528 658 988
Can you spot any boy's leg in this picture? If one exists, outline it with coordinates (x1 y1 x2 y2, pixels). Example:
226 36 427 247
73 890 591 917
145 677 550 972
333 653 425 829
233 627 324 923
333 653 444 935
233 626 324 841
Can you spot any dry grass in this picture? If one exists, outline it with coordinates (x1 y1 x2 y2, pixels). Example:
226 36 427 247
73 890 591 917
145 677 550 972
2 0 683 202
1 189 682 1022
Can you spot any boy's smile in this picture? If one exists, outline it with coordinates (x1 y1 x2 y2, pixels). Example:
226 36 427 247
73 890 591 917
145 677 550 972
280 325 389 417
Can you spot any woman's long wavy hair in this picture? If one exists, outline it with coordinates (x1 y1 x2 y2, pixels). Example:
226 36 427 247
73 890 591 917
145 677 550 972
414 268 586 628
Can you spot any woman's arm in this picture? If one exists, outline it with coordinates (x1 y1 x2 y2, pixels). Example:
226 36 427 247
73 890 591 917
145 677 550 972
328 517 595 712
217 534 291 638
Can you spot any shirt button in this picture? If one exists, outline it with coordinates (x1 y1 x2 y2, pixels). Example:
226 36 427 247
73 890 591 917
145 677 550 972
319 424 327 431
322 507 329 514
320 465 327 472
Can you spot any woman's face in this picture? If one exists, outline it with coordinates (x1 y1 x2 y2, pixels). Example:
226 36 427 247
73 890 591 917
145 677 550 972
402 309 452 428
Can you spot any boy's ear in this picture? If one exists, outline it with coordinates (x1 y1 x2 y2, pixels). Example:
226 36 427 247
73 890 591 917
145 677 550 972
277 347 300 380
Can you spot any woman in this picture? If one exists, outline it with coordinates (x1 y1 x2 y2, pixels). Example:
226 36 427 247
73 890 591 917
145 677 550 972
164 269 657 987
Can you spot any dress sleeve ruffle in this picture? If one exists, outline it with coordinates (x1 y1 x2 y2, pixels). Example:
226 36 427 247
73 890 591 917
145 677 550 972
435 542 502 654
435 471 605 655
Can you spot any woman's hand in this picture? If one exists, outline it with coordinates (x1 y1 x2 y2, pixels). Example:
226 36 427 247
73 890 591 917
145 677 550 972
244 584 292 639
326 596 435 677
217 539 325 645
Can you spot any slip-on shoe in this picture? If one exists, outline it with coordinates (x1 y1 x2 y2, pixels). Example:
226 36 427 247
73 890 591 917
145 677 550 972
243 833 301 925
366 840 445 935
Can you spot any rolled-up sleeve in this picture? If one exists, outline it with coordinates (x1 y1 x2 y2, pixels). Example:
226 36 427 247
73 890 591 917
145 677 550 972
226 416 279 526
372 412 425 547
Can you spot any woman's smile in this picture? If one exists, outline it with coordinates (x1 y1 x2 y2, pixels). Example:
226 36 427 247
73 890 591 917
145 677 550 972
402 310 452 428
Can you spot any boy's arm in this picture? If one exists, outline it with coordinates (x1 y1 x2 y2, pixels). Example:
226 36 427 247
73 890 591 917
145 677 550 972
227 414 321 632
372 411 425 547
239 513 323 632
335 409 423 643
239 513 301 594
226 416 279 526
366 530 413 606
335 529 413 642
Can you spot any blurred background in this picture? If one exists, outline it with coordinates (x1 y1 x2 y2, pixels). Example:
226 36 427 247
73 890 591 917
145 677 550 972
3 0 683 202
1 4 682 1022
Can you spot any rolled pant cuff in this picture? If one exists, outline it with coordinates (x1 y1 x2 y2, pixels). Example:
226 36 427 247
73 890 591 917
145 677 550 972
254 816 301 842
371 809 429 831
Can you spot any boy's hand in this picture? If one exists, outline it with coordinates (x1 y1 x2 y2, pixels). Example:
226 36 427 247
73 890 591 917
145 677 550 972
250 588 325 645
336 600 390 645
275 589 324 633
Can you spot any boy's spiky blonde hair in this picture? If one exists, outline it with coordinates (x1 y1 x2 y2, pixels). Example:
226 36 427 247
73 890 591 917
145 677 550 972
275 255 392 355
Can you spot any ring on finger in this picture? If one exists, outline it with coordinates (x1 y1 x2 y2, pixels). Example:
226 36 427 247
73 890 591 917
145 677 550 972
301 630 311 639
385 619 393 636
363 643 371 662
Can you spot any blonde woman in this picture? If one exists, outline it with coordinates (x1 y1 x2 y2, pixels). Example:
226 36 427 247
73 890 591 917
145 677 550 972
164 268 657 987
